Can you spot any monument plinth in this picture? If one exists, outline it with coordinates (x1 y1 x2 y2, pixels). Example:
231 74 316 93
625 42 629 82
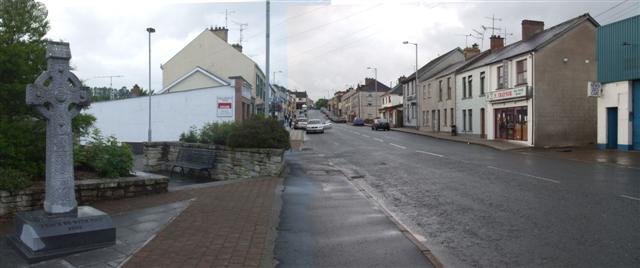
9 41 116 263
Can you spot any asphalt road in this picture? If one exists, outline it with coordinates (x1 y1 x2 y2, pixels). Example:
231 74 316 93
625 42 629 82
302 109 640 268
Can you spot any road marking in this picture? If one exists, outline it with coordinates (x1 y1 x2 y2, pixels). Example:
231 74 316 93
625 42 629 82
389 143 406 149
362 134 370 138
416 150 443 157
354 132 361 135
487 166 560 184
619 195 640 201
374 138 384 142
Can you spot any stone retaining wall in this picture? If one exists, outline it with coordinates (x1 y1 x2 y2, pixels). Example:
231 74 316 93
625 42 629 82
0 172 168 217
143 142 285 180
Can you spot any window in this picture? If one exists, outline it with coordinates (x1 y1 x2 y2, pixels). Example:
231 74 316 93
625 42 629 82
428 83 431 98
423 85 427 100
426 111 430 126
468 109 473 132
447 77 451 100
368 103 372 106
423 111 427 126
497 65 505 88
438 80 443 101
462 110 467 132
444 109 447 126
480 72 486 95
516 59 527 85
462 77 467 98
468 75 473 98
450 108 454 125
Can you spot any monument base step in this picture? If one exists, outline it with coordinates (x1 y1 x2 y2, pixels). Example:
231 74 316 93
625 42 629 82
8 206 116 264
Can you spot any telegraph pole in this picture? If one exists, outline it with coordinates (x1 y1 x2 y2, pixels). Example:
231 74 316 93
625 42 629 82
265 0 271 115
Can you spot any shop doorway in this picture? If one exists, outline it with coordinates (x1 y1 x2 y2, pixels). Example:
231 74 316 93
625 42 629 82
494 106 528 141
607 107 618 149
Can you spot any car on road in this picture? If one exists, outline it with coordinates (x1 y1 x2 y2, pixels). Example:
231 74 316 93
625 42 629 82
306 119 325 134
294 118 308 129
323 121 333 129
352 117 364 126
372 118 390 131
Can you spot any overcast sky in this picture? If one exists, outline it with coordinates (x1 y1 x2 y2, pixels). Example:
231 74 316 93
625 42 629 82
41 0 639 101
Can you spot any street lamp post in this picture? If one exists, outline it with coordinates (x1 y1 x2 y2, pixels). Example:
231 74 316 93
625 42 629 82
403 41 419 129
146 27 155 142
273 70 282 85
367 67 378 119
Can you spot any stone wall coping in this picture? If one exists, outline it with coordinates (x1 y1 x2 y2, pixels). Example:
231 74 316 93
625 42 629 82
144 142 286 155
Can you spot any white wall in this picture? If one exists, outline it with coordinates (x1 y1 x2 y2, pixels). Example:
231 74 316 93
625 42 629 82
456 66 489 135
597 81 632 146
86 87 235 142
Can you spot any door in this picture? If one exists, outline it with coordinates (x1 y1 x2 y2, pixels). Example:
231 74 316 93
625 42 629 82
607 107 618 149
437 110 441 132
480 108 486 138
633 80 640 150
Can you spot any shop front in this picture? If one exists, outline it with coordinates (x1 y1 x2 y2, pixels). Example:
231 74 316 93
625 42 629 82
486 86 532 145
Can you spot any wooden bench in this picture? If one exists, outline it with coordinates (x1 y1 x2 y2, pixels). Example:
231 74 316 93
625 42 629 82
169 147 216 179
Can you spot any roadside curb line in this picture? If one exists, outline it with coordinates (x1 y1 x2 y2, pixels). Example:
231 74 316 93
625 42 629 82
331 165 445 268
390 128 525 152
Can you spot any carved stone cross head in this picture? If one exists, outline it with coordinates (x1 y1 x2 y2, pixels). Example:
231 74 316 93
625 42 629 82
26 41 90 119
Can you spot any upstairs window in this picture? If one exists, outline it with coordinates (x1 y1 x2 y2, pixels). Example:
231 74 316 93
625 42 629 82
438 80 443 101
516 59 527 85
480 72 486 95
447 77 451 100
497 66 505 89
467 75 473 98
462 77 467 98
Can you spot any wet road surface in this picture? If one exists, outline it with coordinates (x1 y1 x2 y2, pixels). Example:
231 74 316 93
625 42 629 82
299 110 640 268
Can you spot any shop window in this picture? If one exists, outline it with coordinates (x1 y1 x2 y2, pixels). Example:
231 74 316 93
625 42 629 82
516 59 527 85
450 108 454 125
462 110 467 132
444 109 448 126
480 72 486 95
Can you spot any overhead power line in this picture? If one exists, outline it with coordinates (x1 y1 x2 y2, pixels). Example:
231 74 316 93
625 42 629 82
594 0 630 18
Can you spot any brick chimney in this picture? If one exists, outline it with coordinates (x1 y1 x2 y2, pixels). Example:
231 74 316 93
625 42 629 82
490 35 504 50
231 43 243 53
365 77 375 85
522 20 544 41
210 26 228 43
463 43 481 60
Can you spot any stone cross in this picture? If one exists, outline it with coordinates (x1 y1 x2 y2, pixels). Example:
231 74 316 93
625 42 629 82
26 41 90 215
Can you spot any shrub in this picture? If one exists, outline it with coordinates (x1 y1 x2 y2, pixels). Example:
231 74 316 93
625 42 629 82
75 131 133 178
179 126 199 143
0 167 33 192
198 121 236 145
227 116 290 149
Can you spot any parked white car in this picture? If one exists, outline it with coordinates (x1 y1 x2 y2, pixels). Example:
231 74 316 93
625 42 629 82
306 119 325 134
323 121 333 129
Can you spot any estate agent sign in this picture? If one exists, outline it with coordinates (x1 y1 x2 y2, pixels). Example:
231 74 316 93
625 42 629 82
217 96 233 117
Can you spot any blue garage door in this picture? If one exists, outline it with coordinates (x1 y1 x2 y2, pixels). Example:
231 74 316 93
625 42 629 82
633 80 640 150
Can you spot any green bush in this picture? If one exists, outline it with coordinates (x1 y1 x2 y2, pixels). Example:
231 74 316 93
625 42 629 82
75 131 133 178
179 126 199 143
227 116 290 149
198 121 236 145
0 167 33 192
179 117 290 149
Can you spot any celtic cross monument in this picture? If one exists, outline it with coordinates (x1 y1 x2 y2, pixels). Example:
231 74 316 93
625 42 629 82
26 41 88 214
10 41 115 263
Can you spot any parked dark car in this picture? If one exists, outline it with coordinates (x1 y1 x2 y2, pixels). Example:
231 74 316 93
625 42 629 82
372 118 390 131
353 117 365 126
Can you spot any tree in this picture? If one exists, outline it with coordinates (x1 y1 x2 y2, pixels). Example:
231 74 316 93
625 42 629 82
315 98 329 109
0 0 49 178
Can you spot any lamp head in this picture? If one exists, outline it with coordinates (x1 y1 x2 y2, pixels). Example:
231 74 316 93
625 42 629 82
402 41 409 44
146 27 156 33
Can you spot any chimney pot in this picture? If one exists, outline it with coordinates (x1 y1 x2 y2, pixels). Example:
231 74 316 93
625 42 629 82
521 20 544 41
210 26 229 43
490 35 504 51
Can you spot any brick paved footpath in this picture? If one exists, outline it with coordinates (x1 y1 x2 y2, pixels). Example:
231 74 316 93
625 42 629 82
94 177 283 268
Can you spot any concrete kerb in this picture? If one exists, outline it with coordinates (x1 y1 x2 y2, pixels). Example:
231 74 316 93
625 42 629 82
329 163 445 268
391 128 525 151
262 167 287 268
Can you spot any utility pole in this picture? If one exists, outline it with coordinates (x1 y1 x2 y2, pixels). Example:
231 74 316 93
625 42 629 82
265 0 271 115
